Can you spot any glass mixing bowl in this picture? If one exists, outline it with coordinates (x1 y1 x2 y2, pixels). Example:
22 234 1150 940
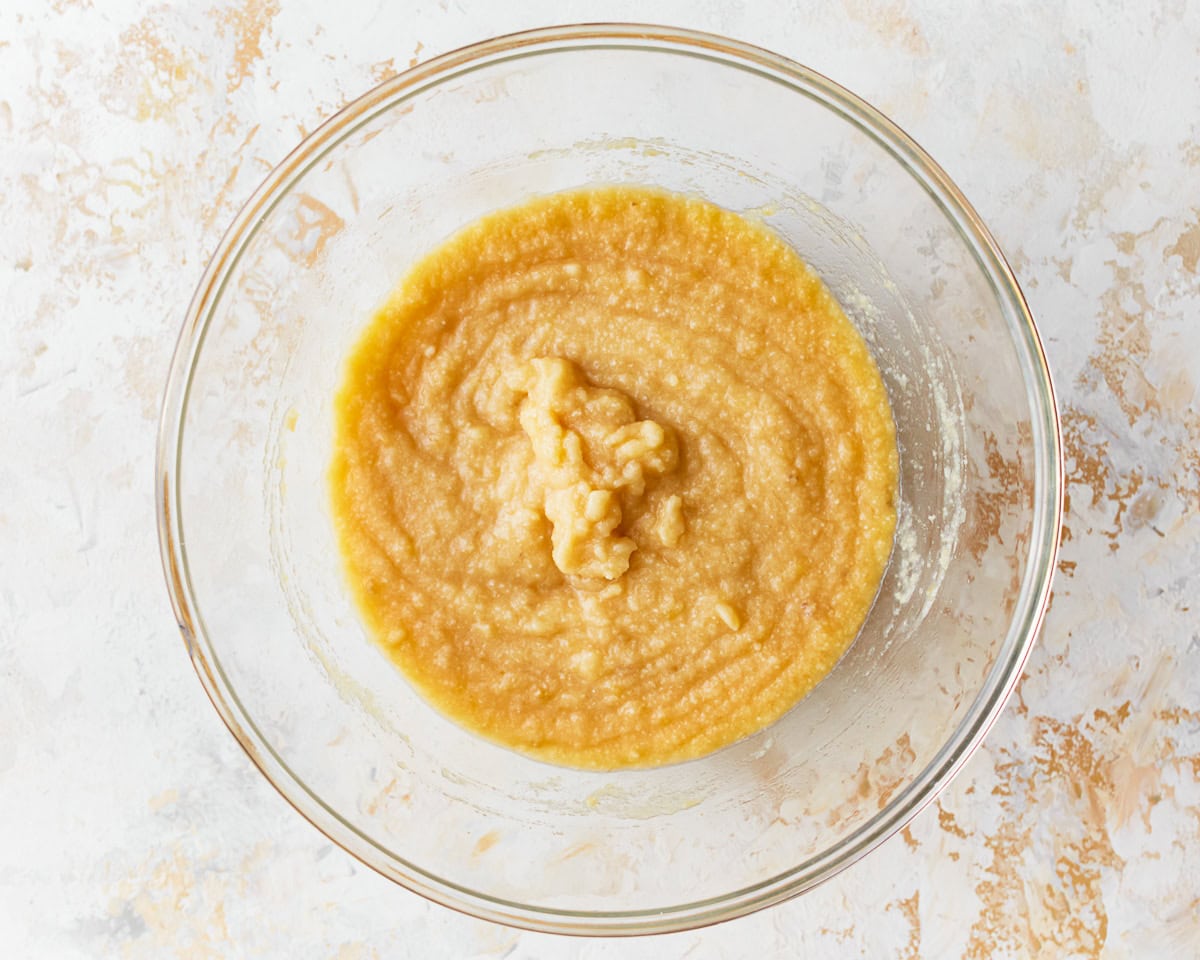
157 25 1062 934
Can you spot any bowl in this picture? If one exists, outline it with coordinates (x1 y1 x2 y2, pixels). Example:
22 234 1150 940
157 24 1062 934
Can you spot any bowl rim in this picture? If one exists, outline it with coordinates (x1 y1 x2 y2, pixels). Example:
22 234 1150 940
156 22 1064 936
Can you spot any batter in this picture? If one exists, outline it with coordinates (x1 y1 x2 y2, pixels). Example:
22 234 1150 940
330 186 898 769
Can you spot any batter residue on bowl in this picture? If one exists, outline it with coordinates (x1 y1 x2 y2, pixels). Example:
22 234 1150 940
330 186 898 769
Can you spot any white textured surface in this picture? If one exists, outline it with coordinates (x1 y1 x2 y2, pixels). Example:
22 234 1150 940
2 1 1199 956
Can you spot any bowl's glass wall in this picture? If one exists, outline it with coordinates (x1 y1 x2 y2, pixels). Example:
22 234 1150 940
171 38 1052 928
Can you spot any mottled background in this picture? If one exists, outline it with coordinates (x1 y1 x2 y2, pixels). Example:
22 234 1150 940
2 0 1198 956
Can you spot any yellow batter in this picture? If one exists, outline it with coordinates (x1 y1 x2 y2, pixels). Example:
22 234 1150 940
330 186 898 769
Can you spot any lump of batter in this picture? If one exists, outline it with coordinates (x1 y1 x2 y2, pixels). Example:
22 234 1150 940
508 356 678 581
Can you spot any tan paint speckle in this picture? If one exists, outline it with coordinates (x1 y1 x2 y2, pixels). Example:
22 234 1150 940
211 0 280 94
1166 217 1200 273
